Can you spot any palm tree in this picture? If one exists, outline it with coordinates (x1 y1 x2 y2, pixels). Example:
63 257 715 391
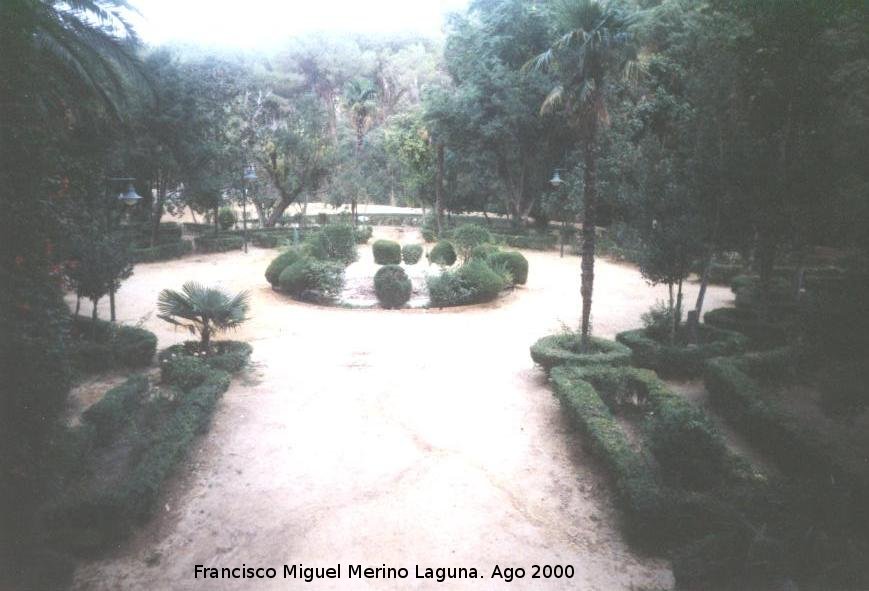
343 78 377 224
527 0 639 348
157 283 250 352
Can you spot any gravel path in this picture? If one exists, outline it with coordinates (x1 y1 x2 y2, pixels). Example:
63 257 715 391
69 228 732 591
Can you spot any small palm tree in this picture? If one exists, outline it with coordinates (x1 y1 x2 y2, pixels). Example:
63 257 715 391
157 283 250 352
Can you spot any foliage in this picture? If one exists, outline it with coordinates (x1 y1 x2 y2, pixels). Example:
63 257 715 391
265 248 305 287
194 234 244 253
160 354 211 391
428 241 457 266
704 307 790 349
218 208 237 230
451 224 494 262
427 260 507 307
277 258 345 301
82 375 149 446
305 224 358 265
469 243 500 261
354 225 373 244
487 250 529 285
374 265 412 309
67 316 158 373
401 244 423 265
157 283 250 350
372 239 401 265
65 230 134 320
131 240 193 263
529 334 633 372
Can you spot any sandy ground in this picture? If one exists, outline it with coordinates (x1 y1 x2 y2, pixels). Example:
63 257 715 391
68 227 733 591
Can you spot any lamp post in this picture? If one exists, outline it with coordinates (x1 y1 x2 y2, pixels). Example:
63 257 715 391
105 177 142 321
549 168 570 258
242 164 257 253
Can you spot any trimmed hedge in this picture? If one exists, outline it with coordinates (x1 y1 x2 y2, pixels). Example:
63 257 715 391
530 333 632 372
401 243 423 265
130 240 193 263
195 234 244 253
82 375 149 445
158 340 252 374
703 307 790 349
218 208 237 230
306 224 357 265
372 239 401 265
265 248 305 287
616 325 747 378
68 316 157 373
469 243 500 261
452 224 493 261
374 265 412 309
277 258 345 301
428 241 457 266
355 225 373 244
488 250 528 285
427 260 507 307
500 232 557 251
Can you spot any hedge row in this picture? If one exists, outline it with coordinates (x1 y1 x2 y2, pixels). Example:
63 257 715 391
530 334 632 372
194 234 244 253
616 325 747 378
130 240 193 263
703 307 790 349
44 341 251 552
67 316 157 373
372 239 401 264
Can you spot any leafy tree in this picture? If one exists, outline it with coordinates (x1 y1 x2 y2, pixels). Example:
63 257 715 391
157 283 250 352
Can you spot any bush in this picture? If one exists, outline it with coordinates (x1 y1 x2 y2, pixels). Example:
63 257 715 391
487 250 528 285
428 241 457 266
277 258 345 301
374 265 412 309
426 271 473 308
452 224 493 261
218 208 237 230
130 241 193 263
194 234 244 253
68 316 157 372
372 239 401 265
401 243 423 265
501 232 557 250
530 333 632 372
469 243 500 261
704 307 790 349
616 325 748 378
354 225 373 244
82 375 148 445
305 224 357 265
426 260 507 307
264 248 304 287
158 340 252 374
160 354 210 391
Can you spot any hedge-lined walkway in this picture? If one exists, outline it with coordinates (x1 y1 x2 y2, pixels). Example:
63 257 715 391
70 228 732 590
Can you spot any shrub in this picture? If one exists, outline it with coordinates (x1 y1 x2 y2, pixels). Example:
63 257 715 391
488 250 528 285
372 239 401 265
501 232 557 250
428 241 457 266
374 265 412 309
452 224 493 261
305 224 357 265
194 234 244 253
68 316 157 372
426 271 473 308
456 260 506 302
82 375 148 445
703 307 790 349
158 340 252 373
469 243 500 261
354 225 373 244
218 208 237 230
401 244 423 265
130 241 192 263
616 325 748 378
277 258 345 301
160 354 210 391
529 333 632 372
265 248 305 287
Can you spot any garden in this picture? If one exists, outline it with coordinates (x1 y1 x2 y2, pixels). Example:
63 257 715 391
2 1 868 591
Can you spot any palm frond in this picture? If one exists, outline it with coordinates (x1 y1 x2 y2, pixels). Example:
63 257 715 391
540 84 565 115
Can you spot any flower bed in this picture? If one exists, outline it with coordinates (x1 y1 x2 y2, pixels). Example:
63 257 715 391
529 334 632 372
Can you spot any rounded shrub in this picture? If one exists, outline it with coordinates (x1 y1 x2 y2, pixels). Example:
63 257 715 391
218 207 237 230
161 355 210 391
428 241 457 266
372 239 401 265
529 334 633 372
457 260 506 303
374 265 412 309
264 248 304 287
401 244 423 265
452 224 493 261
488 250 529 285
354 225 373 244
469 243 500 261
277 258 345 301
305 224 357 265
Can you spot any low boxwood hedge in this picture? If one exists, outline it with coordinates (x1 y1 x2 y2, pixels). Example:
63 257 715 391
427 260 507 307
264 248 305 287
428 241 457 266
82 374 149 445
277 258 345 301
194 234 244 253
488 250 528 285
529 333 632 372
131 240 193 263
374 265 412 309
703 307 790 349
68 316 157 373
499 232 557 251
305 224 357 265
401 243 423 265
616 325 747 378
372 239 401 265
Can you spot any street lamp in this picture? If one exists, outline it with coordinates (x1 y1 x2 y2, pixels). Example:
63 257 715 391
241 164 257 253
105 176 141 322
549 168 570 257
549 169 565 189
117 182 143 206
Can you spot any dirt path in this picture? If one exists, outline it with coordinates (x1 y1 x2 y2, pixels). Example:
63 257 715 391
69 230 732 591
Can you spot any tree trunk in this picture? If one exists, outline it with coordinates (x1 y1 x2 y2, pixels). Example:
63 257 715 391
91 298 99 323
75 291 81 316
689 251 714 342
109 289 116 322
200 324 210 353
435 142 445 237
668 283 676 345
150 179 167 247
579 137 597 348
757 232 775 322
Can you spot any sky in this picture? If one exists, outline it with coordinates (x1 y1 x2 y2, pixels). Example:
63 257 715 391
128 0 470 49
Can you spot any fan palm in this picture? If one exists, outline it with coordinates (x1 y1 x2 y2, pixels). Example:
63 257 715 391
157 283 250 352
343 78 378 155
526 0 639 348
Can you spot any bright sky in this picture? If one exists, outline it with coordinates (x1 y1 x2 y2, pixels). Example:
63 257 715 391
128 0 470 49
